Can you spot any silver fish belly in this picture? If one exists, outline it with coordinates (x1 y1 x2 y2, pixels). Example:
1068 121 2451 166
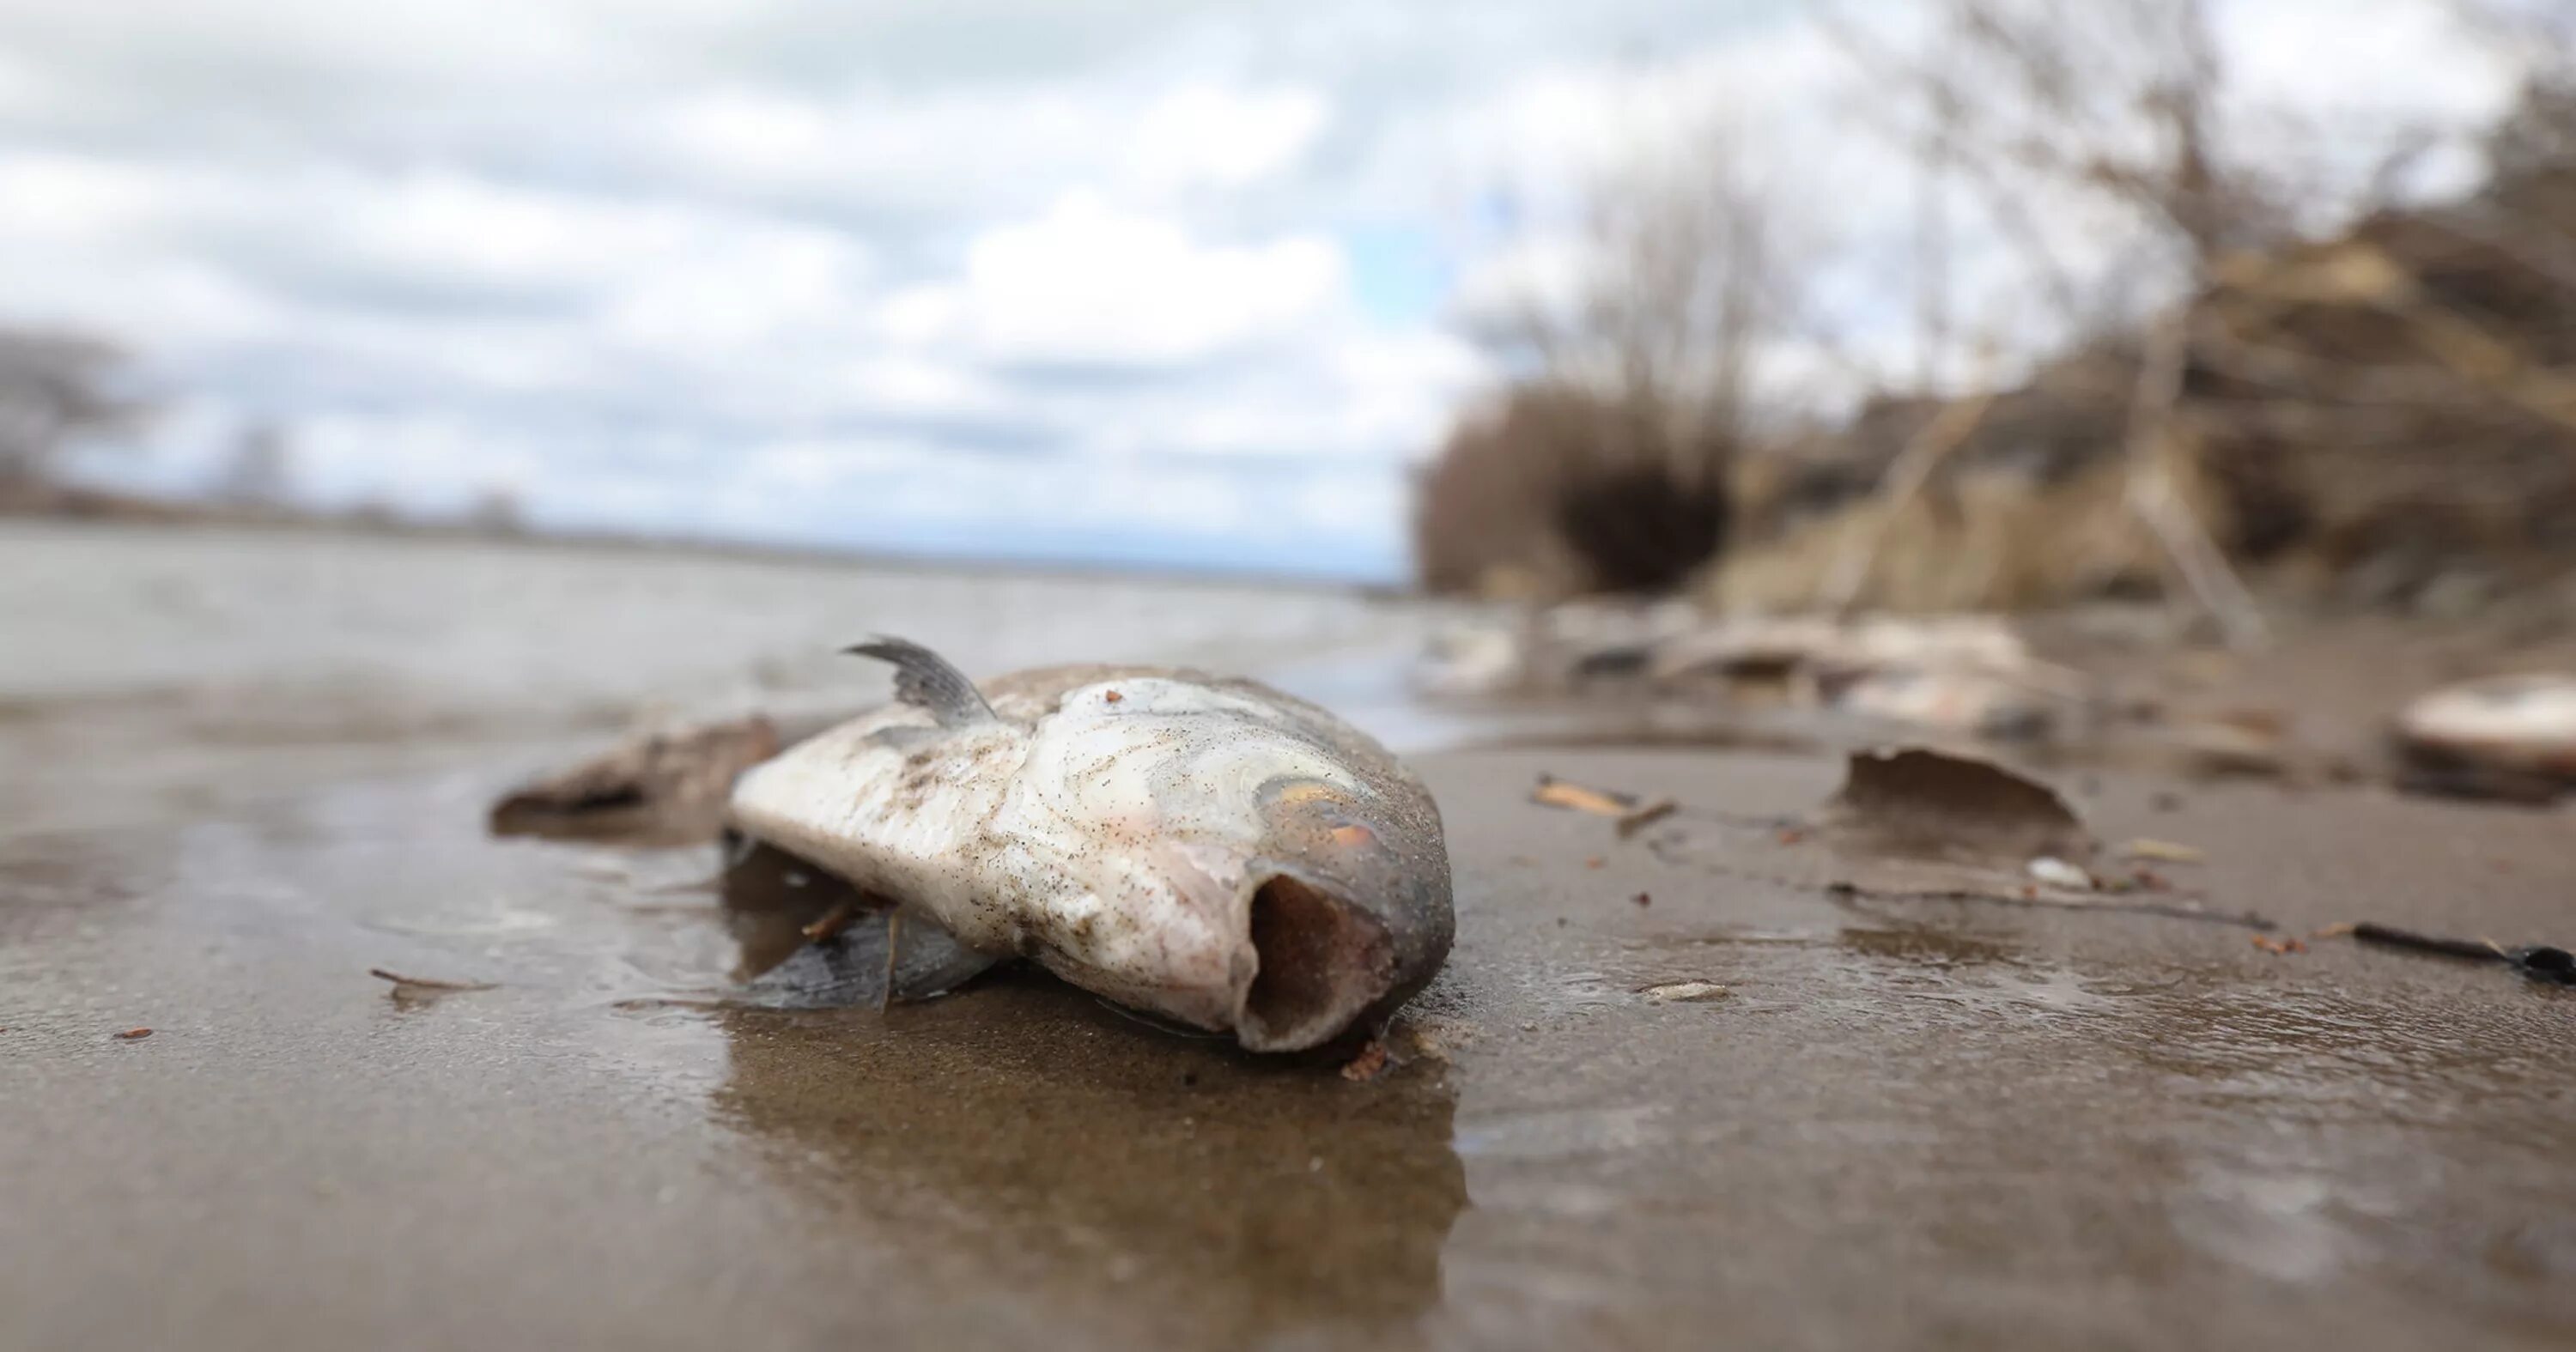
724 640 1455 1052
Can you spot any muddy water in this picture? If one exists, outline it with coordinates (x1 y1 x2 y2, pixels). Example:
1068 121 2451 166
5 526 2576 1350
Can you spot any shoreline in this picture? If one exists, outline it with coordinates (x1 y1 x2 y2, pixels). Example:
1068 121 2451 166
0 494 1413 597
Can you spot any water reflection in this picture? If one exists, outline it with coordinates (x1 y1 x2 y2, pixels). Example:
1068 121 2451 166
708 840 1469 1348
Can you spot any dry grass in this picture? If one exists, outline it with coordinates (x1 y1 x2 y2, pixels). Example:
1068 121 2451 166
1710 456 2185 614
1413 382 1735 599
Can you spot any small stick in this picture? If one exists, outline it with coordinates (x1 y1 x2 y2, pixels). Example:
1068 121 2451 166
1616 799 1679 838
2348 923 2510 962
2124 306 2266 649
800 901 857 943
1826 882 2275 930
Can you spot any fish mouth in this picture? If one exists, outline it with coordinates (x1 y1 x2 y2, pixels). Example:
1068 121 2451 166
1236 870 1400 1053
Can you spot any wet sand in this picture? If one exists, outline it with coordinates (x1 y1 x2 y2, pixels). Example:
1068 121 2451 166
6 726 2573 1350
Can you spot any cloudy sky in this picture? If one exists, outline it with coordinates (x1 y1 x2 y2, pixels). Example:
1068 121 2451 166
0 0 2529 579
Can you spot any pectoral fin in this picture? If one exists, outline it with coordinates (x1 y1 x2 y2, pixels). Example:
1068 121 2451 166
739 907 1001 1010
719 834 1002 1010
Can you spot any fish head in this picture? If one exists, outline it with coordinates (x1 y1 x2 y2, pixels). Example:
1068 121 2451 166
1226 775 1453 1052
1013 678 1454 1053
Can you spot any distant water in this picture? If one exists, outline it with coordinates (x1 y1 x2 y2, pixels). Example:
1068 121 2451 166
0 520 1461 749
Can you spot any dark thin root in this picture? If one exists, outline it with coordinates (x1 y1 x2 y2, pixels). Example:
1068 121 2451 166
2344 923 2576 985
2347 922 2502 961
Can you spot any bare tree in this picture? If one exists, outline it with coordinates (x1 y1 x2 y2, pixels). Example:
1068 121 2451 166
466 486 526 537
1469 116 1813 448
0 330 151 483
1814 0 2293 638
1414 114 1823 596
214 421 296 508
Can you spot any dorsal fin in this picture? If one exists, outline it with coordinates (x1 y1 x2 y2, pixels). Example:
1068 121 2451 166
842 636 999 728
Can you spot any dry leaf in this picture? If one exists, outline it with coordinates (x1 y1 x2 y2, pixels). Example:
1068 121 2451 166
1823 748 2093 864
2122 837 2205 864
1531 775 1637 817
1644 745 2266 926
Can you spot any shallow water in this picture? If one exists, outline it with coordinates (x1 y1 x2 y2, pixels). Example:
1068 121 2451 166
5 526 2575 1350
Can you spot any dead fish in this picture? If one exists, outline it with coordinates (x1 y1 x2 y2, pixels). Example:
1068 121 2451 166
725 638 1455 1052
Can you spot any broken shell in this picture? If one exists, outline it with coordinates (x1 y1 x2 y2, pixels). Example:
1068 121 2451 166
2393 673 2576 790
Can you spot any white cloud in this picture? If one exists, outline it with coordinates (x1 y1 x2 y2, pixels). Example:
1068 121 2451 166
885 191 1346 367
0 0 2537 579
1126 84 1331 191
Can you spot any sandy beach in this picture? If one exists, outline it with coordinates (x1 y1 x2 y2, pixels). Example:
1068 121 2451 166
5 524 2574 1350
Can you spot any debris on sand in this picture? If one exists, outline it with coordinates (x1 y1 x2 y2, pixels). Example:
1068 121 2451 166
1424 609 2081 742
2026 857 2093 891
2251 935 2308 955
1392 1015 1475 1064
1646 745 2271 927
1615 798 1679 837
112 1027 152 1040
1822 747 2093 864
2122 837 2206 864
799 901 857 943
368 969 500 1007
2170 710 2292 780
1530 774 1638 817
491 716 782 844
1340 1040 1392 1082
1817 664 2060 741
2391 674 2576 804
1651 614 2034 687
1415 619 1532 697
368 967 498 991
2335 922 2576 987
1640 980 1731 1003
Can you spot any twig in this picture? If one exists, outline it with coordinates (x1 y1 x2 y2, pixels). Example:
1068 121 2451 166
1817 385 2000 615
2123 306 2267 649
800 901 856 943
1831 881 2276 929
2342 921 2575 985
1616 799 1680 838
